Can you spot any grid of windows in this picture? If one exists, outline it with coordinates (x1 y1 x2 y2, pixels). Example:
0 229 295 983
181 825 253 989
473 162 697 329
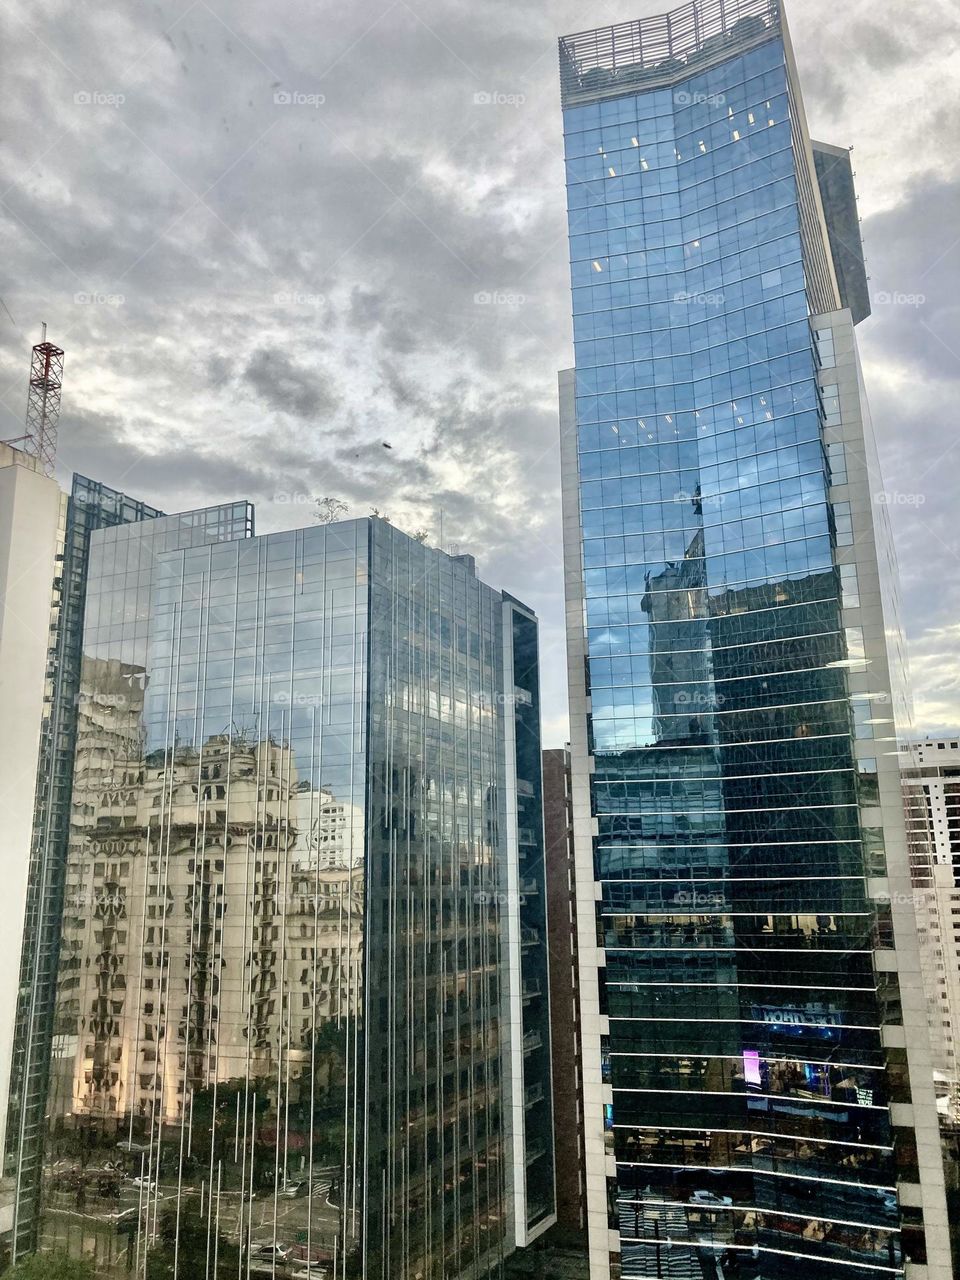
36 515 544 1278
563 28 913 1280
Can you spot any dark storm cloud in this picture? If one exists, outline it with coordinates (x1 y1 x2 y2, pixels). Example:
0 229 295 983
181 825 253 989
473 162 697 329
0 0 956 740
242 347 340 419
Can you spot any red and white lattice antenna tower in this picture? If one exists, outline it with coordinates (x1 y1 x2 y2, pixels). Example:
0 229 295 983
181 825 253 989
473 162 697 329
4 324 65 476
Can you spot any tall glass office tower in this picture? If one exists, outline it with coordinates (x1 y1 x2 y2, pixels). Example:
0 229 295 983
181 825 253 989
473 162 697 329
558 1 951 1277
32 510 553 1277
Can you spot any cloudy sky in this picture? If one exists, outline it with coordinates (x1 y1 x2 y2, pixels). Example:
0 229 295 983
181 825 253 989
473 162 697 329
1 0 959 745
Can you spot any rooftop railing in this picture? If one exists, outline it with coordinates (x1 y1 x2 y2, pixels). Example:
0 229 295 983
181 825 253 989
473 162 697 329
559 0 780 108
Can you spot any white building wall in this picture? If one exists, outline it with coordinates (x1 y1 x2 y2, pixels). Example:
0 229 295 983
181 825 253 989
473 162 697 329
0 443 61 1168
559 369 615 1280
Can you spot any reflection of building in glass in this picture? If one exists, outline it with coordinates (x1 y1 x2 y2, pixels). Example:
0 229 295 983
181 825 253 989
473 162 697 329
559 1 951 1275
36 512 553 1277
641 524 715 744
291 783 365 870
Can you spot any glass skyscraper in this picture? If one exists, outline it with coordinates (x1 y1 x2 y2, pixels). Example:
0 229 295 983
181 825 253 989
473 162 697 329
30 509 553 1277
558 1 951 1277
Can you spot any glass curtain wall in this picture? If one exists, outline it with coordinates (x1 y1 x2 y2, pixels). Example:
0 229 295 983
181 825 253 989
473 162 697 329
562 21 906 1280
364 522 510 1280
38 515 533 1280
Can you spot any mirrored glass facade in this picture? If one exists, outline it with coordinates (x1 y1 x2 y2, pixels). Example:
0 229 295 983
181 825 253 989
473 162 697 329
35 513 551 1278
559 2 951 1277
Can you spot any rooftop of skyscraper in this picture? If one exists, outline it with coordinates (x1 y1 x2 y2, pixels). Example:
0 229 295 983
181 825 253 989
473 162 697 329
559 0 781 106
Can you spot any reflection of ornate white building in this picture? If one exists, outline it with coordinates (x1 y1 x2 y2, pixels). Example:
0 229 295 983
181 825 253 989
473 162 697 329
286 864 365 1042
53 661 365 1127
291 785 365 870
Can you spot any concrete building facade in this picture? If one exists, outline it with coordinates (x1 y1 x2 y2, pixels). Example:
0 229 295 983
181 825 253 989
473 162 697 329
0 442 62 1191
542 748 587 1240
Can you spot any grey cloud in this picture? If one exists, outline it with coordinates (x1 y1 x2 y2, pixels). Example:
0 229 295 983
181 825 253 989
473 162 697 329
0 0 956 743
849 22 917 71
242 347 339 419
861 172 960 380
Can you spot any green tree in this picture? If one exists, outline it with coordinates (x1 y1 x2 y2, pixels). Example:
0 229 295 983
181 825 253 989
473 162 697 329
3 1252 94 1280
314 497 348 524
145 1205 240 1279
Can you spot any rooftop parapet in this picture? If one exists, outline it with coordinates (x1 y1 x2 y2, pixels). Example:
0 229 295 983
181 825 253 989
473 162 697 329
559 0 781 108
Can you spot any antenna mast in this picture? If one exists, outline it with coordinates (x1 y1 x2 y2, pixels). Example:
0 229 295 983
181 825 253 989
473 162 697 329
4 324 64 476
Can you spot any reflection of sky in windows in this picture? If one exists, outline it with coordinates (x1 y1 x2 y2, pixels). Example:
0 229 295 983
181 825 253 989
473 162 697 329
562 40 845 755
564 30 904 1273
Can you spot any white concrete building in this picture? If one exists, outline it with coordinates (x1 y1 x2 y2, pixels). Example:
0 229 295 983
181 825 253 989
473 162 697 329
906 738 960 1115
0 442 62 1171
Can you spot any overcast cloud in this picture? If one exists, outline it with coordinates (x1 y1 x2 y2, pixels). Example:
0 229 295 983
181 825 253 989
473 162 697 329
1 0 959 744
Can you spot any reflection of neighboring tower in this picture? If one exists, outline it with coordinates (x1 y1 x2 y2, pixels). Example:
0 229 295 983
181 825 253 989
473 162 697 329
56 714 320 1127
286 863 365 1033
642 524 714 743
291 783 364 870
52 657 146 1126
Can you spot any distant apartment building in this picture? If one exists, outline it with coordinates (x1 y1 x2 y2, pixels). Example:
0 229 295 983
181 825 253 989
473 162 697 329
28 507 553 1277
542 747 586 1238
905 738 960 1112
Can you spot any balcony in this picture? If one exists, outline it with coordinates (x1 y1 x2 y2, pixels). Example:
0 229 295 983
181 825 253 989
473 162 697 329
522 1030 542 1054
525 1139 549 1166
524 1083 544 1109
